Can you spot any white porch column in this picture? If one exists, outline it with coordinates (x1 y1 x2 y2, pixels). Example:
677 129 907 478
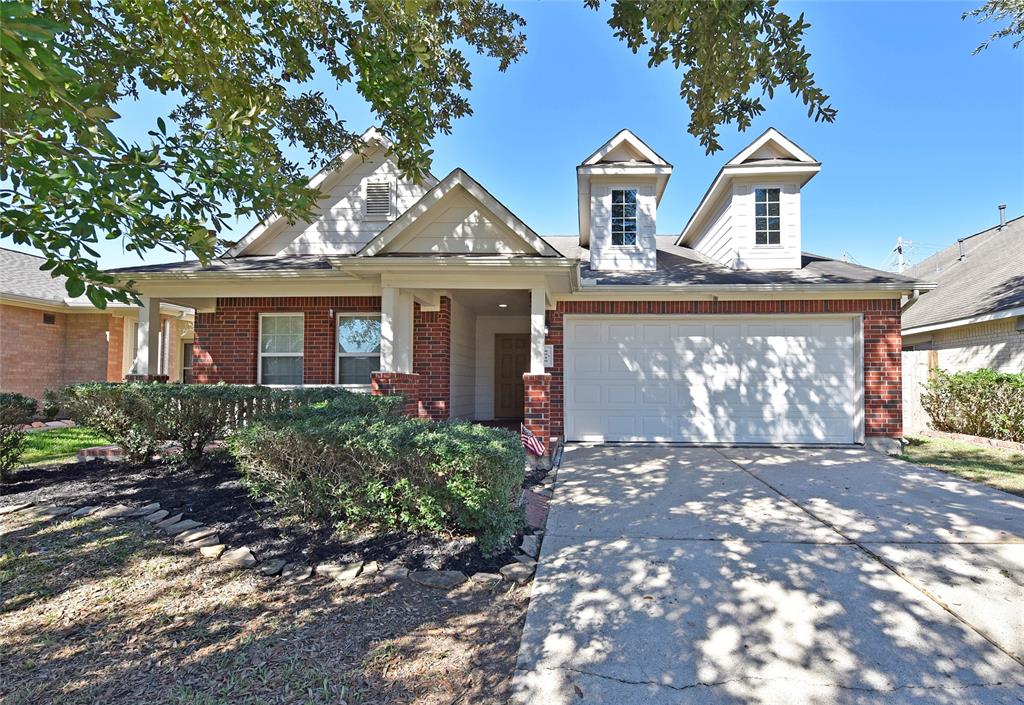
530 286 546 374
133 295 161 376
381 287 414 374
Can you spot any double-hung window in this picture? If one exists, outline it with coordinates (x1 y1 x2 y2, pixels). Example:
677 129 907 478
337 314 381 385
258 313 304 385
754 188 781 245
610 189 637 246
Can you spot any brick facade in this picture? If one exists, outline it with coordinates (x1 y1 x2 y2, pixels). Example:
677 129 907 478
371 372 421 417
523 373 552 453
544 299 903 440
413 297 451 421
0 303 112 402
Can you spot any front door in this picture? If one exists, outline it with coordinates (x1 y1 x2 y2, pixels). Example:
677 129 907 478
494 333 530 419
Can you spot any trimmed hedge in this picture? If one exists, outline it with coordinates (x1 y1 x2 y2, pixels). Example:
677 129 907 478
921 369 1024 442
229 400 526 552
58 383 400 464
0 392 37 479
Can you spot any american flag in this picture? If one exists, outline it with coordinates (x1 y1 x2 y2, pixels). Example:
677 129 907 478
520 423 545 456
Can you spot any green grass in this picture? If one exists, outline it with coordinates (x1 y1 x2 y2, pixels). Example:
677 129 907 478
901 435 1024 497
20 426 111 465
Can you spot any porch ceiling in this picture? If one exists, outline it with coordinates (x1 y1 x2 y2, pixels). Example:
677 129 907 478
449 289 531 315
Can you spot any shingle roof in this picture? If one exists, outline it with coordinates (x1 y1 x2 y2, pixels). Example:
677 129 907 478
0 247 70 302
109 255 334 274
903 215 1024 330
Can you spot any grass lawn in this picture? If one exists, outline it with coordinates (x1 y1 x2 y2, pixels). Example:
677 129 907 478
901 435 1024 497
20 426 111 465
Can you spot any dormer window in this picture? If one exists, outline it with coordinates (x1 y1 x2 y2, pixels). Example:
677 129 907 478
611 189 637 246
364 181 392 219
755 188 781 245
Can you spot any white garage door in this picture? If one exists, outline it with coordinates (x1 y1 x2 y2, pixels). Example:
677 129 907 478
564 316 861 444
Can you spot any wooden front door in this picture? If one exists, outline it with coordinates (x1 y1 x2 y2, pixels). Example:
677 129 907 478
494 333 530 419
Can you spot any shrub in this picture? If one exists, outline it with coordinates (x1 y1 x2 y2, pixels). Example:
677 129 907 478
0 393 37 480
921 369 1024 442
229 401 525 552
58 383 398 464
41 389 61 421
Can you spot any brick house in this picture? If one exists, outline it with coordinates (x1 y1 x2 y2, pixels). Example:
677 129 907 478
0 248 195 402
110 128 931 454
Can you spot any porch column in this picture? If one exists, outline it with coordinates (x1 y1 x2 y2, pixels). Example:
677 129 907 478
530 286 546 374
133 295 161 377
380 287 413 373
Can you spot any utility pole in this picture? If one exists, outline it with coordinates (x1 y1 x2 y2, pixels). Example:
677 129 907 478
895 236 905 274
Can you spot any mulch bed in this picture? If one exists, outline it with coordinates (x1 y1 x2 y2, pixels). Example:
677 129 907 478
1 453 529 574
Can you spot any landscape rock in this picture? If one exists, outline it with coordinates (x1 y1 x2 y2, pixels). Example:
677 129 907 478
409 570 468 590
281 563 313 583
24 505 75 521
144 509 170 523
379 562 409 580
514 554 538 567
164 519 204 536
70 506 101 518
154 513 184 531
174 526 219 543
472 572 503 584
499 562 535 584
520 534 541 558
259 559 287 576
221 546 258 568
95 504 136 519
200 544 226 559
190 534 221 548
316 562 363 583
125 502 161 517
0 503 33 516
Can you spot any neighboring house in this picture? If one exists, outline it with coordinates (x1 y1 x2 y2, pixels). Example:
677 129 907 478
109 127 929 454
0 248 195 402
901 214 1024 433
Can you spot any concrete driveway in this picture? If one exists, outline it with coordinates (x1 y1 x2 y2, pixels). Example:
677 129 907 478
511 446 1024 705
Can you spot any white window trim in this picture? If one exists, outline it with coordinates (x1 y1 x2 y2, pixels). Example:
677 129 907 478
335 312 382 390
754 186 782 247
610 188 639 248
363 180 394 221
122 317 139 377
257 312 305 386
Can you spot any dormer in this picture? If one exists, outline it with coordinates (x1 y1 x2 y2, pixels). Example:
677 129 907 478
676 128 820 270
578 129 672 272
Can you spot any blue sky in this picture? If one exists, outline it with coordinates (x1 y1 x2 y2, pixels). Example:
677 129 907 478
14 1 1024 271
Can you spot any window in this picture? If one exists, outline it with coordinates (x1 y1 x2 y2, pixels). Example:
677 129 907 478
755 188 781 245
182 342 195 383
364 181 392 219
337 314 381 385
610 189 637 246
258 314 304 385
125 319 139 374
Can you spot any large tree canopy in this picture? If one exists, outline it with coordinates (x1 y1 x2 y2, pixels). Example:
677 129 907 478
1 0 840 305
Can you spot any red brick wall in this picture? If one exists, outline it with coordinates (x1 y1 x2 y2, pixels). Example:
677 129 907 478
371 372 420 416
413 297 451 420
545 299 903 440
523 373 551 453
107 316 124 381
193 297 381 384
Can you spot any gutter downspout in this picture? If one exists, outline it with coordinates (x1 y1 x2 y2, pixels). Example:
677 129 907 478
900 288 921 315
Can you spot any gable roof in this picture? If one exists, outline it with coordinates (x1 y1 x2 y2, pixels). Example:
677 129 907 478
357 168 562 257
227 127 438 257
580 128 672 167
726 127 817 165
902 214 1024 332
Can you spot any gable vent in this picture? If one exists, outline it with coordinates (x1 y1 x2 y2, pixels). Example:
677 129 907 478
365 182 392 218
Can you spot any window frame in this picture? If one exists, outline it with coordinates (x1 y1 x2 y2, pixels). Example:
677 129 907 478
335 312 382 389
754 186 783 247
363 180 394 220
257 312 305 386
609 188 639 248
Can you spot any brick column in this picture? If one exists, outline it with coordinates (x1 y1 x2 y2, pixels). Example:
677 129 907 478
413 296 451 421
523 373 551 455
371 372 421 417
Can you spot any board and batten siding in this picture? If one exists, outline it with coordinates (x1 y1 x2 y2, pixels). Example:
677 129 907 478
589 180 657 271
448 299 477 420
250 147 431 256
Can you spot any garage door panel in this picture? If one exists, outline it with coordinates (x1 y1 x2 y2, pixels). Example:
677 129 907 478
565 316 859 444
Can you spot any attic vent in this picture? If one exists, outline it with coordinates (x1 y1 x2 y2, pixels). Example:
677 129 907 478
364 182 392 218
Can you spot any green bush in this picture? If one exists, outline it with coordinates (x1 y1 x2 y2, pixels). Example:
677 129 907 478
921 369 1024 442
58 383 397 464
229 400 525 552
41 389 61 421
0 392 37 480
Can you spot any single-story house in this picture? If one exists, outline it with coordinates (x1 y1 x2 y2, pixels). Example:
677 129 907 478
110 127 930 454
902 212 1023 433
0 247 195 402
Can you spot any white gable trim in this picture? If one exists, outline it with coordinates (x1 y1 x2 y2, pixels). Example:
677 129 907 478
226 127 438 257
357 169 562 258
580 129 671 167
727 127 817 165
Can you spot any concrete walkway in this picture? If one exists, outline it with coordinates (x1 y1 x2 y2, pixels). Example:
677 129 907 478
511 446 1024 705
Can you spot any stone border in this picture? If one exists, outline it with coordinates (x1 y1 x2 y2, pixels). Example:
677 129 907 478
20 420 76 434
918 429 1024 453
